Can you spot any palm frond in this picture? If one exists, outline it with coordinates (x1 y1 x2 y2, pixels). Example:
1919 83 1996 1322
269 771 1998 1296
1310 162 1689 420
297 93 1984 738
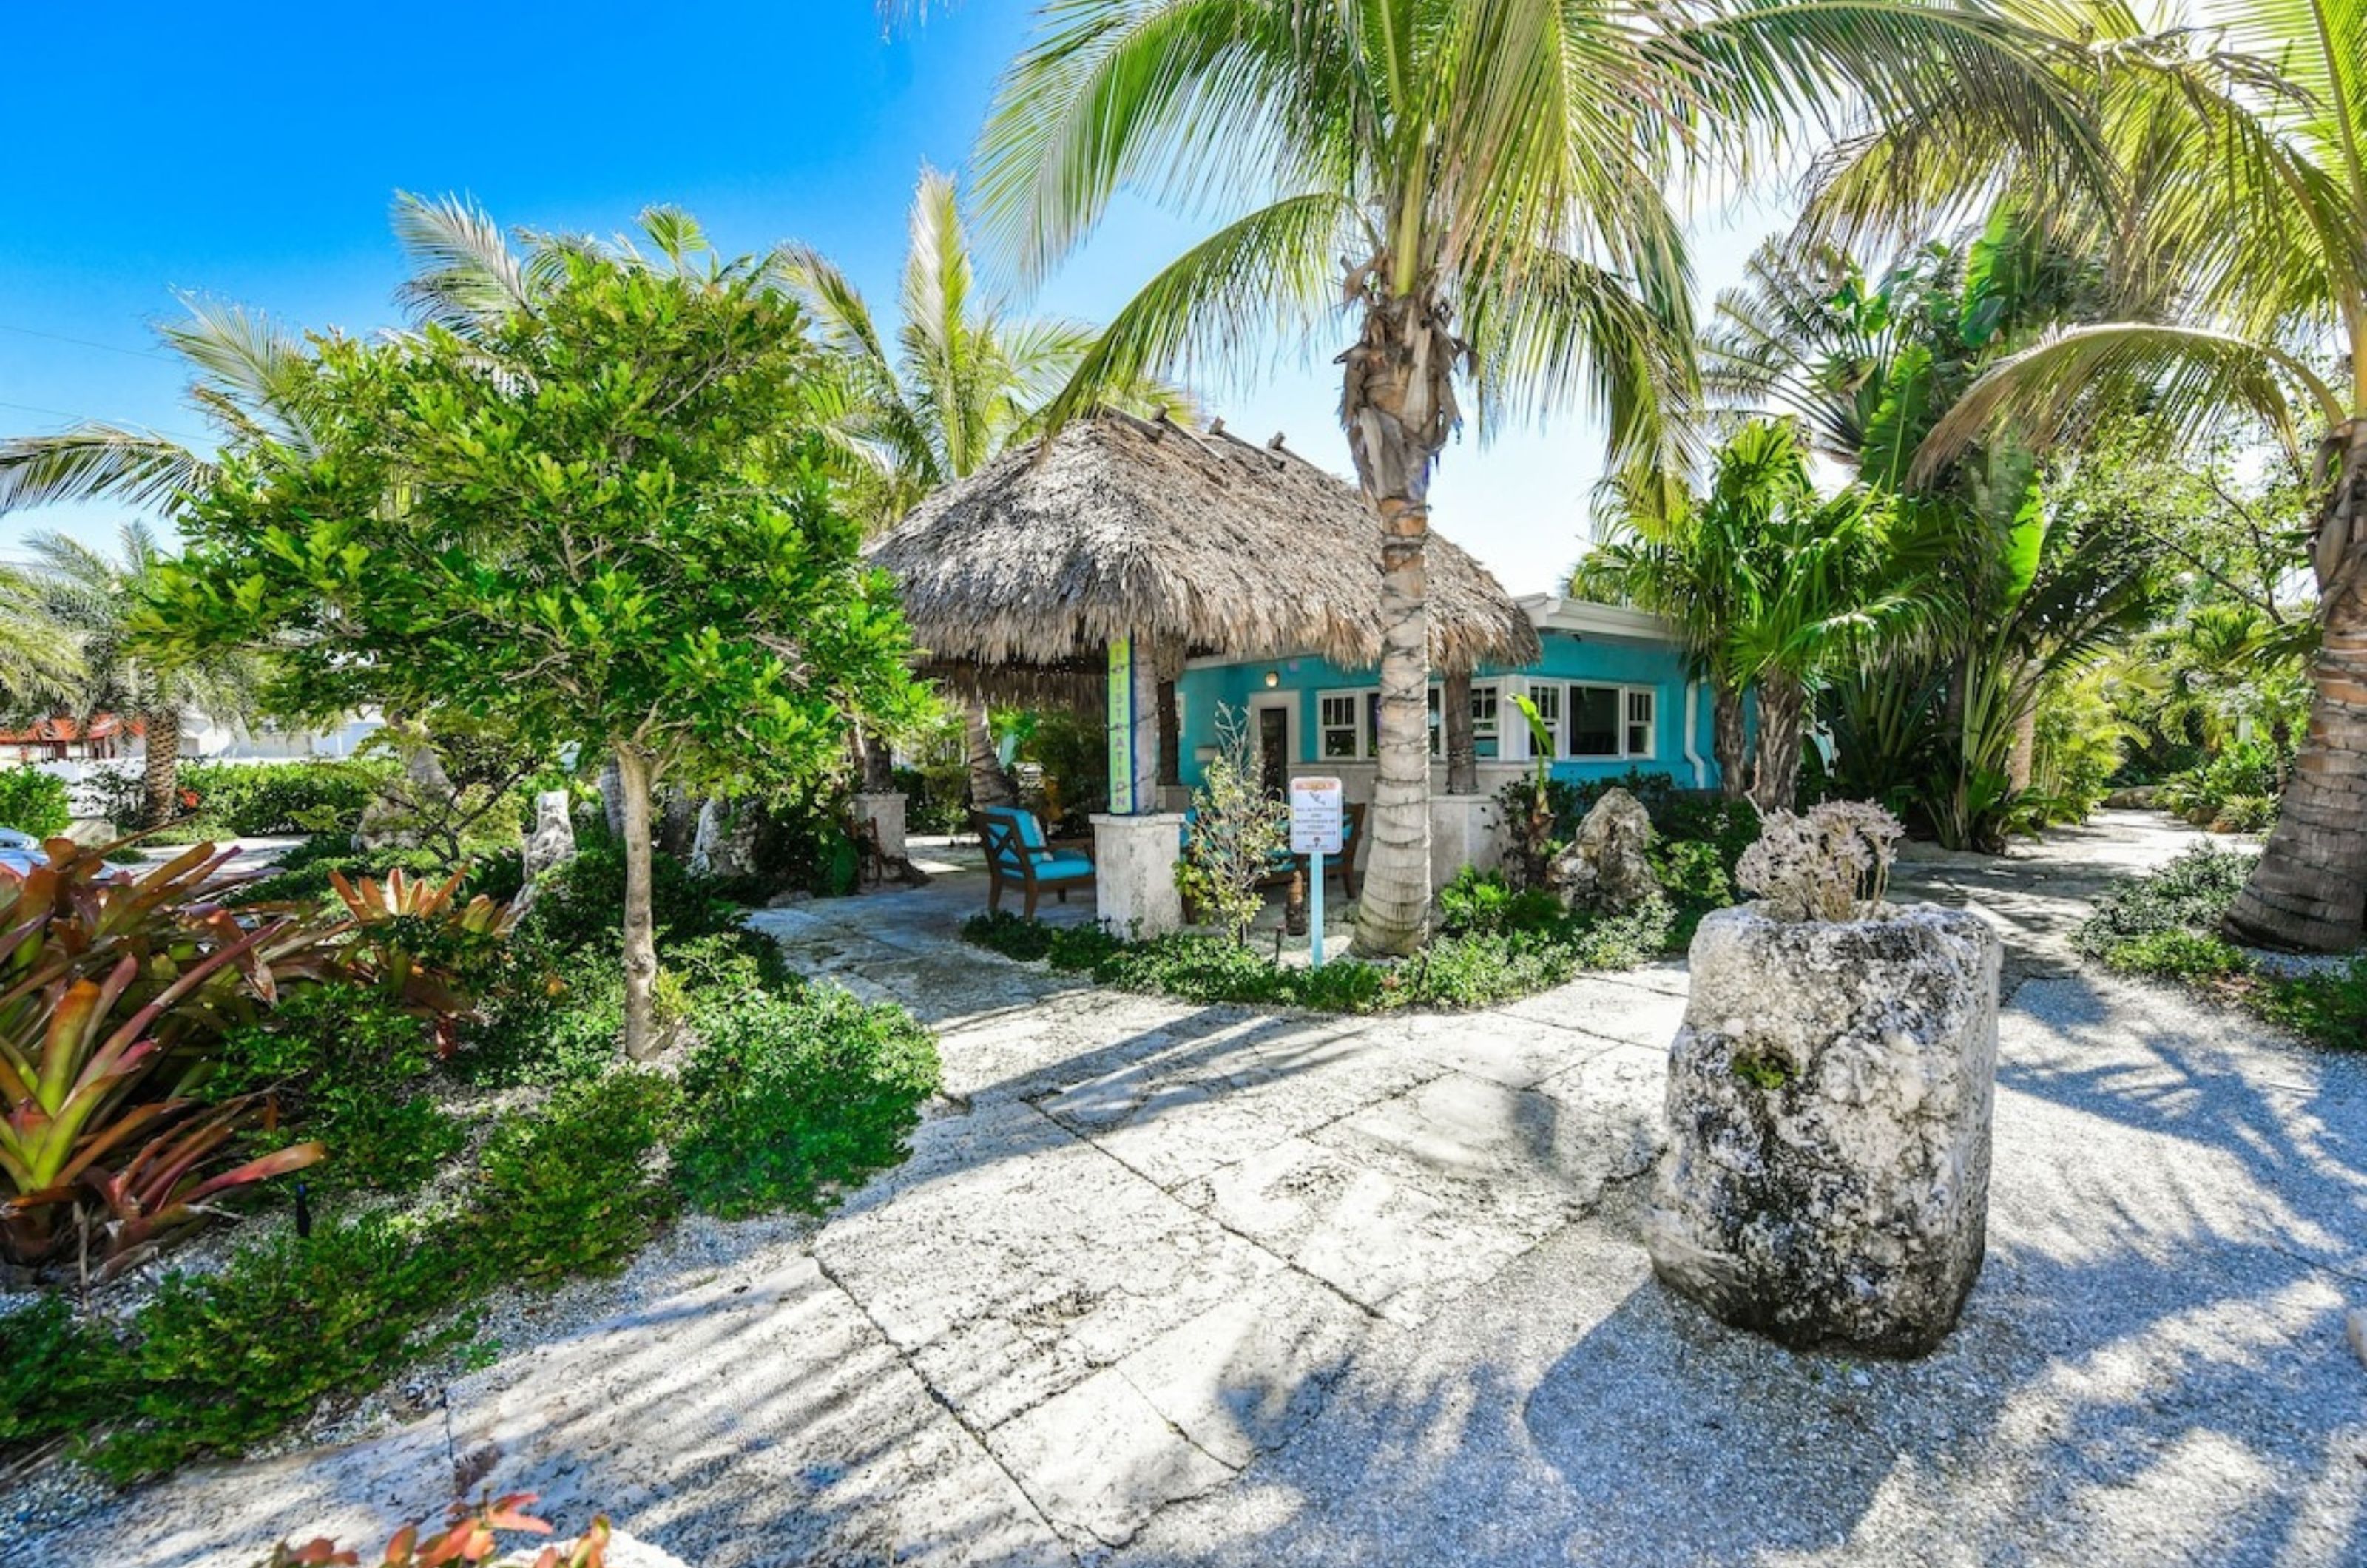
1915 322 2344 483
1041 192 1354 428
0 428 209 516
391 191 536 333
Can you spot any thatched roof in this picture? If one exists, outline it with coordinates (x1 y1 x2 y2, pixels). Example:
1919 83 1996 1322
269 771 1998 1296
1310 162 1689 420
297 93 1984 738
869 409 1540 683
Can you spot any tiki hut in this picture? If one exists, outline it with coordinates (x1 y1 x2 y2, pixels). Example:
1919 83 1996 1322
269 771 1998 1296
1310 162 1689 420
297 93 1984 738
870 408 1539 701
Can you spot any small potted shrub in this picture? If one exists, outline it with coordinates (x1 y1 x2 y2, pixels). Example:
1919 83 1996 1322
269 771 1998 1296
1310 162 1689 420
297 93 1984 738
1644 802 2002 1356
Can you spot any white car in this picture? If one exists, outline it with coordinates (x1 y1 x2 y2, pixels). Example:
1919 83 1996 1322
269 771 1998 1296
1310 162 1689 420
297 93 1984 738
0 829 48 876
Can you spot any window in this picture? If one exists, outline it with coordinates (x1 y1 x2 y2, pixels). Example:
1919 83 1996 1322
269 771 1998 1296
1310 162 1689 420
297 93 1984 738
1567 685 1622 757
1625 689 1656 759
1425 681 1502 757
1318 692 1363 760
1527 682 1561 754
1557 683 1657 760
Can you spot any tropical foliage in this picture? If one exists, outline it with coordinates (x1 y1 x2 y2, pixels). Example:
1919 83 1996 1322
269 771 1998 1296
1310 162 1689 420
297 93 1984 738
150 208 928 1059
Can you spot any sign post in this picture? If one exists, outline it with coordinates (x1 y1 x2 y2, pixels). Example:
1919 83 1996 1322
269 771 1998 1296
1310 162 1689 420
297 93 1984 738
1289 777 1344 969
1106 638 1136 816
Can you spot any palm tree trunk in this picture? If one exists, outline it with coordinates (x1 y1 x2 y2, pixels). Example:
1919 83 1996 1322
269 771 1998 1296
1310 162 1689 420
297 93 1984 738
964 700 1015 809
1712 681 1749 801
140 706 181 828
1749 676 1807 816
1341 289 1456 957
615 745 661 1061
1443 669 1477 795
2226 418 2367 950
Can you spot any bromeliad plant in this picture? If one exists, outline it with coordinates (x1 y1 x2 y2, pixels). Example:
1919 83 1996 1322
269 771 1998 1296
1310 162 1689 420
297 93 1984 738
328 865 518 1031
0 838 388 1274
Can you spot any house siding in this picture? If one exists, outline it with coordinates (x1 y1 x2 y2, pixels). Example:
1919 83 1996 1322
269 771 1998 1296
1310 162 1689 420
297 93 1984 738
1175 629 1721 802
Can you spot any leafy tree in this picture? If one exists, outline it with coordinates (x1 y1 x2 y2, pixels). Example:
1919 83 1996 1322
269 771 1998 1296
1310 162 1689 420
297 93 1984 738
1809 0 2367 944
1578 419 1942 813
22 522 262 826
973 0 2109 955
153 212 928 1058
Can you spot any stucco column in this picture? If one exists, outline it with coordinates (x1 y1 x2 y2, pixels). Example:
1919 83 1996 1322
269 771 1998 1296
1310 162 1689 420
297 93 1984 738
1091 811 1186 938
1428 793 1503 891
853 791 907 859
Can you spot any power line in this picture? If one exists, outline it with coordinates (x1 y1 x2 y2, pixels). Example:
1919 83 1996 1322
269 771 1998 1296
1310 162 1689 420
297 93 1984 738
0 321 175 363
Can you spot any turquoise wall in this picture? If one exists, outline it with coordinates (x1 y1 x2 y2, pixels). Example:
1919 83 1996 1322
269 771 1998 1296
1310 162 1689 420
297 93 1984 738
1175 630 1721 791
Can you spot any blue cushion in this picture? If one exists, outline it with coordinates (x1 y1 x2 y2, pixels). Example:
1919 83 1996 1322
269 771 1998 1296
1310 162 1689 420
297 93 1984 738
982 805 1055 874
1033 851 1093 879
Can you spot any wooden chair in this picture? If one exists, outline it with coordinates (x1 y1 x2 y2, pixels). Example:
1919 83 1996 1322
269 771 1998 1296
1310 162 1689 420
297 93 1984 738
974 805 1096 919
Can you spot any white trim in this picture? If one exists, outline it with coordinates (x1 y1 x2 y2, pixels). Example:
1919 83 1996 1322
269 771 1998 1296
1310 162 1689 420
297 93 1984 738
1543 680 1657 762
1247 691 1300 774
1517 592 1683 643
1682 680 1707 789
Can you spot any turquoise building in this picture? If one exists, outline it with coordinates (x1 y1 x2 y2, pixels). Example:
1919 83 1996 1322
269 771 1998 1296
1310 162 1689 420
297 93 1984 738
1173 594 1722 806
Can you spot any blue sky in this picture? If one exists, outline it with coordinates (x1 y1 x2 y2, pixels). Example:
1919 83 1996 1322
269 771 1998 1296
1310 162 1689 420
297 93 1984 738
0 0 1785 595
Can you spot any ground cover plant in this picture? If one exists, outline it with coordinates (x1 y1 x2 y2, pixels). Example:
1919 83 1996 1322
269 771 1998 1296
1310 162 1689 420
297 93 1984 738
964 876 1676 1016
2073 847 2366 1050
0 825 941 1487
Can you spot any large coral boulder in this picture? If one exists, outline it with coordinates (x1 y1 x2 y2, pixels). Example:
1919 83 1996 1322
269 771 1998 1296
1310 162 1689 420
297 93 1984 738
1645 902 2002 1356
1548 787 1656 913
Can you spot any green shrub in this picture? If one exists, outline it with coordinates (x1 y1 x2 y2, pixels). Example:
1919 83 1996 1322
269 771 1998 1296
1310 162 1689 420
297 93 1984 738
465 1070 678 1284
2101 928 2255 983
177 760 398 837
91 1214 464 1480
0 1296 125 1450
2209 794 2279 834
1436 865 1564 936
0 764 70 837
212 984 462 1195
672 988 940 1218
962 893 1671 1015
2072 845 2254 957
519 834 739 957
2255 959 2367 1051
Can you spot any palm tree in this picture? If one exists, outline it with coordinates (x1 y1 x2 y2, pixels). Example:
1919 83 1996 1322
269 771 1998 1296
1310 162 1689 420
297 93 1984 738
1703 220 2167 846
974 0 2113 955
783 167 1188 807
0 569 82 717
1811 0 2366 943
1578 419 1943 812
22 523 262 826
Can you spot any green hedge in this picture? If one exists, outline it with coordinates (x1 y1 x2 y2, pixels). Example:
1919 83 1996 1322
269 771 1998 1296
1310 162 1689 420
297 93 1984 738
0 765 70 838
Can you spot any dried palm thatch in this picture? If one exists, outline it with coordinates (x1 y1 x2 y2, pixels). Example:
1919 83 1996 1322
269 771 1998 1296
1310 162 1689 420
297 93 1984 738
869 410 1539 690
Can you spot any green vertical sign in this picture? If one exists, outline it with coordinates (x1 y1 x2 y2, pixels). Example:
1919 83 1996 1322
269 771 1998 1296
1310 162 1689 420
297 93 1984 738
1107 637 1136 815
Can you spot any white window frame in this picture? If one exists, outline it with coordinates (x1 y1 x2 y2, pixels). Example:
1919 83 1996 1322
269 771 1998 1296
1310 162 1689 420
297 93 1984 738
1316 688 1371 762
1554 682 1658 762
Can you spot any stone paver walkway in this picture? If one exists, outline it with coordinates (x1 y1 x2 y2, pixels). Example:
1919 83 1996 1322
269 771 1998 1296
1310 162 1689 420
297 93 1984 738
30 814 2366 1567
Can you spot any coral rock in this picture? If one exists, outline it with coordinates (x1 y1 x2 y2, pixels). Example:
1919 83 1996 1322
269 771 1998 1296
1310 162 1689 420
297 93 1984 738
1646 902 2002 1356
1549 788 1657 913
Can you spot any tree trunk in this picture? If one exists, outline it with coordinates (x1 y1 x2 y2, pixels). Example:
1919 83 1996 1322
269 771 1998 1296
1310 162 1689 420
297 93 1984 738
1155 680 1181 792
1443 668 1477 795
1340 287 1457 958
615 746 661 1061
1749 676 1808 816
2226 418 2367 950
140 706 181 829
2006 701 2039 794
963 700 1015 810
1712 681 1749 801
598 756 626 838
862 729 897 794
